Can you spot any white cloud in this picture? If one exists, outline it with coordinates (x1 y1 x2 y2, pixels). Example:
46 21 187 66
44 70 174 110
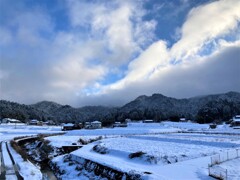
171 0 240 61
66 0 157 66
1 0 239 107
94 0 240 104
52 54 106 90
84 41 240 106
105 40 169 91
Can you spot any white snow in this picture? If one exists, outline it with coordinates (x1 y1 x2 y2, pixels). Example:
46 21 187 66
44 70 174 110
65 122 180 136
46 136 81 148
0 124 62 179
7 142 42 180
211 158 240 180
1 143 13 169
1 121 240 180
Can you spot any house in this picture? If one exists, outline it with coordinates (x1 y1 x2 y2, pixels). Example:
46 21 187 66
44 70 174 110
90 121 102 129
180 118 187 122
1 118 22 124
46 120 56 125
230 115 240 128
84 122 91 129
113 122 128 127
73 123 83 129
29 119 38 125
62 123 74 131
143 120 154 123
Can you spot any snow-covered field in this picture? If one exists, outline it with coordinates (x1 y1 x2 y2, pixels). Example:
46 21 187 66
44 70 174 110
1 122 240 180
0 124 62 180
0 124 62 142
46 122 240 180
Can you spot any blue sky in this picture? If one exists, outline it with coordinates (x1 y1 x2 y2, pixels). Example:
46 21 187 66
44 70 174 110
0 0 240 106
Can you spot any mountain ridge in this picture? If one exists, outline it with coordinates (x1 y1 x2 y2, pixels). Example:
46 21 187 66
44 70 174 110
1 91 240 124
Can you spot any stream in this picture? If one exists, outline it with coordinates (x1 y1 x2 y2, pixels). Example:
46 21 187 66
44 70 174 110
42 167 57 180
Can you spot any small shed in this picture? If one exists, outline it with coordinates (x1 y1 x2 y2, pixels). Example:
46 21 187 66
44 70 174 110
62 123 74 131
91 121 102 129
113 122 127 127
73 123 83 129
230 115 240 127
84 122 91 129
143 120 154 123
1 118 22 124
180 118 187 122
29 119 38 125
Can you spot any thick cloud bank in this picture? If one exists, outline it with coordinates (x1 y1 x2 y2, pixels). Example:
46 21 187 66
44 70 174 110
0 0 239 107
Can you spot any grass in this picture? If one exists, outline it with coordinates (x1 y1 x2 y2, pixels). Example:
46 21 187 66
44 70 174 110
10 140 28 161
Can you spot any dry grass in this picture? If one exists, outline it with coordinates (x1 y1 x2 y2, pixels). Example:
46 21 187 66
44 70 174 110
10 140 28 161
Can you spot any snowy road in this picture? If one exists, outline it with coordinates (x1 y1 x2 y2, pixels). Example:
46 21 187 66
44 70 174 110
0 141 22 180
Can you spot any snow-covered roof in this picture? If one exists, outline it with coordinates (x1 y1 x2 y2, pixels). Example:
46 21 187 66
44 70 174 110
8 119 21 122
63 123 74 127
92 121 101 124
30 119 38 122
233 115 240 122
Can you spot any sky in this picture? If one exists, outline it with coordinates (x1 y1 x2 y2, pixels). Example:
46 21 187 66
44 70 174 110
0 0 240 107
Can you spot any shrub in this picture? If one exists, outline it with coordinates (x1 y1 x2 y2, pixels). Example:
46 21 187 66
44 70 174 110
92 144 109 154
128 151 146 159
10 140 28 161
79 136 103 145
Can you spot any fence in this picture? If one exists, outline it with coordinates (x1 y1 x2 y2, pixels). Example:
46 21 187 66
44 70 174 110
209 149 240 180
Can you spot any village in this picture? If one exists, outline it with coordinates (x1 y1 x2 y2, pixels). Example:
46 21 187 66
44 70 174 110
1 115 240 131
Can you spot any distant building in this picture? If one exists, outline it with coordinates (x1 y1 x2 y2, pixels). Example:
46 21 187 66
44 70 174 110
84 121 102 129
73 123 83 129
62 123 74 131
29 119 38 125
143 120 154 123
90 121 102 129
84 122 91 129
45 120 56 125
230 115 240 128
1 118 22 124
113 122 127 127
180 118 187 122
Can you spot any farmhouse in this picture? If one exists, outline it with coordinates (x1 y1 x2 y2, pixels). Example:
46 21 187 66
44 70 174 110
84 122 91 129
230 115 240 128
143 120 154 123
73 123 83 129
113 122 128 127
84 121 102 129
29 119 38 125
180 118 187 122
91 121 102 129
1 118 22 124
62 123 74 131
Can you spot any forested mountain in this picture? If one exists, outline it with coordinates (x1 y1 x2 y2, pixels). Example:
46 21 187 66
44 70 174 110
1 92 240 124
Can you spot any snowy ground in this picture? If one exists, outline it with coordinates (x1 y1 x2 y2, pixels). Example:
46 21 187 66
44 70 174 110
48 122 240 180
0 124 62 142
1 122 240 180
210 158 240 180
0 124 62 180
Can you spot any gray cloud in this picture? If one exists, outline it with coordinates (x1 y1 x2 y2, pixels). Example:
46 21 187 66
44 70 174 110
0 0 239 107
77 45 240 107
